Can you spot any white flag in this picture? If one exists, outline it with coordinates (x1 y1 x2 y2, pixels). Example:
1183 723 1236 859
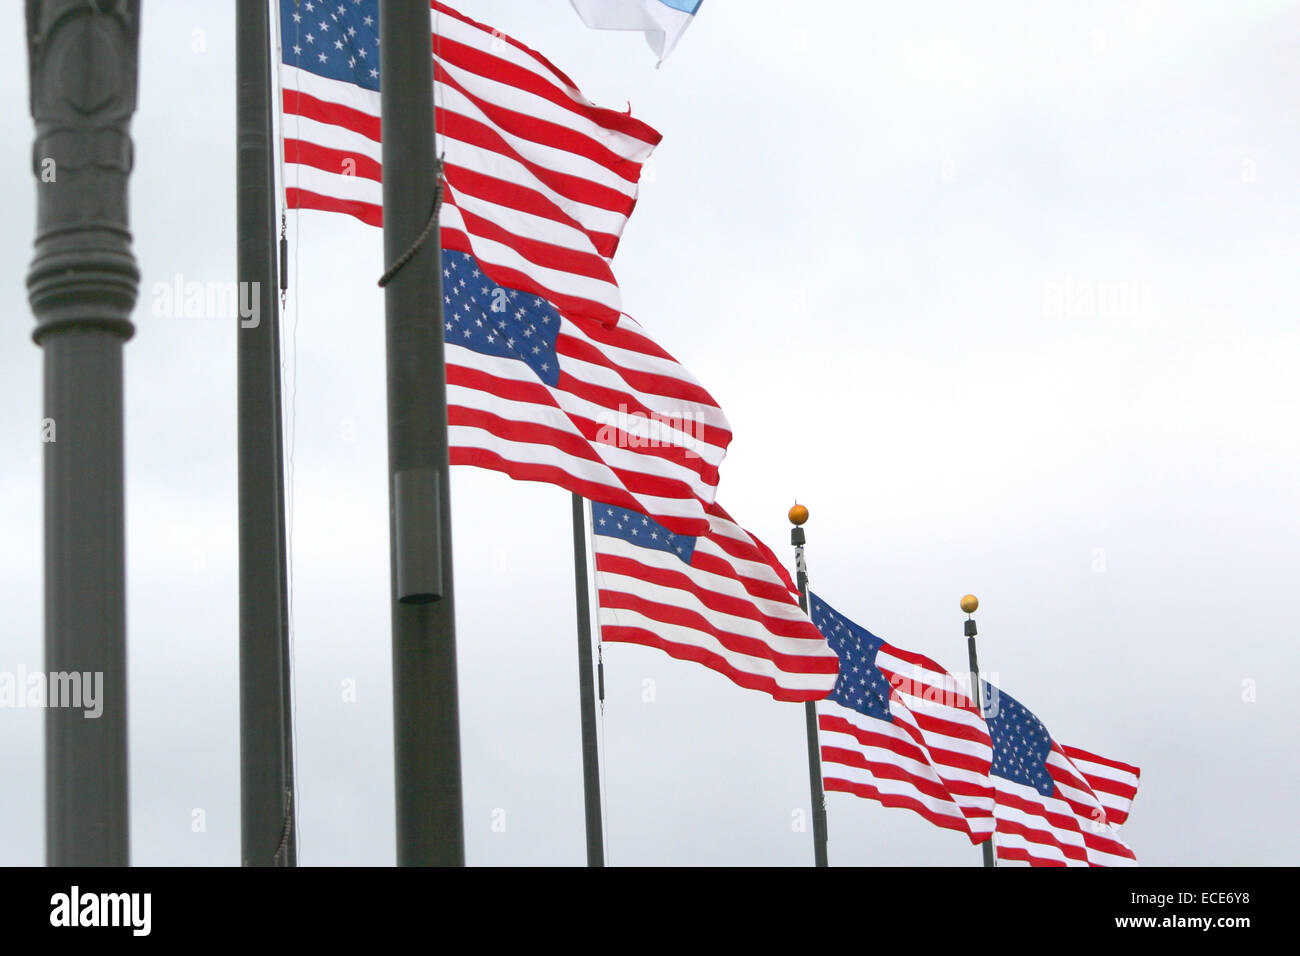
570 0 703 65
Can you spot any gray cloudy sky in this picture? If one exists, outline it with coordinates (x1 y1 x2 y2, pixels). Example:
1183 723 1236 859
2 0 1298 866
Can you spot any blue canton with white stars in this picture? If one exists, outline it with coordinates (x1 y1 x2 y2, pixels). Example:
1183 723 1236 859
592 504 697 564
982 682 1056 797
280 0 381 90
809 594 894 723
442 251 562 386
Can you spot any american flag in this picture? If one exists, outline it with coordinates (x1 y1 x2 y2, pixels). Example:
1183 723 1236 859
810 595 996 841
277 0 731 534
1061 744 1141 826
984 682 1139 866
440 248 729 531
279 0 658 325
591 502 839 702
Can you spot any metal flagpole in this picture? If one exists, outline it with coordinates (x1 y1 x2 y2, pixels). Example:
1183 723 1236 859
236 0 295 867
379 0 465 866
571 494 605 866
789 503 829 867
26 0 141 867
962 594 996 868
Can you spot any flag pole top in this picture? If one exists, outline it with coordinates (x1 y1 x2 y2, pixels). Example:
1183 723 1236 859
788 502 809 527
961 594 979 615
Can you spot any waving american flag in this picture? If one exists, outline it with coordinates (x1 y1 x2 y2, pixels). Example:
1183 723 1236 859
280 0 658 324
1060 744 1141 826
983 682 1139 866
806 593 1140 862
591 502 839 702
810 595 996 842
277 0 730 534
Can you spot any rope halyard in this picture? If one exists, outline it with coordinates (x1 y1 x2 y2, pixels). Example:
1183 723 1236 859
377 156 445 288
273 4 302 866
272 786 294 866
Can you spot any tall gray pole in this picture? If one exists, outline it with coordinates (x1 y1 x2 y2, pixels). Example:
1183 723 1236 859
962 594 996 868
571 494 605 866
236 0 295 867
26 0 141 866
379 0 465 866
789 504 828 867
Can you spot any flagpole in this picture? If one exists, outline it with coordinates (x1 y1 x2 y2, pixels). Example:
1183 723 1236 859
789 504 829 867
571 494 605 866
962 594 996 868
236 0 295 867
379 0 465 866
27 0 141 866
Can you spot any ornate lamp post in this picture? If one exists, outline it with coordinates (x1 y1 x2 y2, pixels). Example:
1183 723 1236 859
26 0 142 866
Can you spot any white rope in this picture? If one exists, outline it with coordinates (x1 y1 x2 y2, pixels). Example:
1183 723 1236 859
271 0 303 866
583 497 613 865
433 4 444 118
598 649 610 865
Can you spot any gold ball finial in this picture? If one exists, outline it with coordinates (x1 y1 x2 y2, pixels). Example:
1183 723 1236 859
788 502 809 526
961 594 979 615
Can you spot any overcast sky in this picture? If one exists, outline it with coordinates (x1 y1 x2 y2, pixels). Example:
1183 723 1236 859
2 0 1298 866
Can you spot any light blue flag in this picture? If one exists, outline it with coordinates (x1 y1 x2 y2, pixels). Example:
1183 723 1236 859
570 0 703 65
